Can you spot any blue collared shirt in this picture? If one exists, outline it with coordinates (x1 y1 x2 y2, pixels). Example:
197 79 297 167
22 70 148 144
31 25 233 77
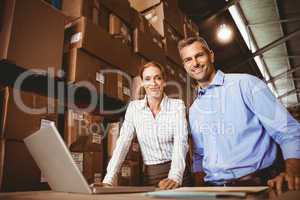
189 70 300 184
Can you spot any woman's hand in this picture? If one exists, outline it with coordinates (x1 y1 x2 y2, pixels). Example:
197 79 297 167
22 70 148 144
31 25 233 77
158 178 180 190
89 182 113 188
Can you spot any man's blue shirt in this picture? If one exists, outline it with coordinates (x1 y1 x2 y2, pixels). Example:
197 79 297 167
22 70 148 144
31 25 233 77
189 70 300 184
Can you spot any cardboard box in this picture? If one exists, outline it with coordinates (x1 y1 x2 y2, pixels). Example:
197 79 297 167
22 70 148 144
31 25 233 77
0 88 9 138
61 0 95 21
141 1 184 37
0 139 50 192
118 160 141 186
71 151 103 184
63 48 107 93
100 0 132 27
107 122 141 161
106 121 143 186
105 71 132 102
131 76 145 100
65 109 104 149
0 0 15 60
133 20 166 66
1 0 65 75
131 7 165 64
183 16 199 38
61 0 109 30
164 59 191 104
107 122 120 158
109 13 132 47
125 137 141 162
129 0 160 12
0 87 58 141
63 47 133 102
67 110 104 184
64 17 140 76
164 21 184 66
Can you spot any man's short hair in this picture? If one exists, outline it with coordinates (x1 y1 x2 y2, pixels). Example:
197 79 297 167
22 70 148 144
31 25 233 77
177 36 211 52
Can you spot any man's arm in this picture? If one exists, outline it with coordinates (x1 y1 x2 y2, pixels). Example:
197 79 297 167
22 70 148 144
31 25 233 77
243 75 300 192
194 171 206 186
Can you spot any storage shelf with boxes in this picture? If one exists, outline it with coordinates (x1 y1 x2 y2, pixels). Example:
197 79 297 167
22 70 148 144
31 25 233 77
0 87 63 192
0 0 200 192
106 122 143 186
65 109 105 185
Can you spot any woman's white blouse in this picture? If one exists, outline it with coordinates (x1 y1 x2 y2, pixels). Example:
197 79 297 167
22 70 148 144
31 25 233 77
103 96 189 184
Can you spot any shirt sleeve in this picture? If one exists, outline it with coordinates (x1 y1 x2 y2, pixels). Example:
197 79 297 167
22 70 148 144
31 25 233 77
103 102 136 184
168 100 189 185
242 75 300 160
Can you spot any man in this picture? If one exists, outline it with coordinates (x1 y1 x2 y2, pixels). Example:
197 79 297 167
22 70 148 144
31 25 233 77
178 36 300 193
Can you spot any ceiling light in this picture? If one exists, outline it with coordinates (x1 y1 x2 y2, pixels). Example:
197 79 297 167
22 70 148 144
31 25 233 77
217 24 233 43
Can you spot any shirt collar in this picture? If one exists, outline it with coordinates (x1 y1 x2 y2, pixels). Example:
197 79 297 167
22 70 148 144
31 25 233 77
197 70 225 96
138 94 168 111
210 70 225 86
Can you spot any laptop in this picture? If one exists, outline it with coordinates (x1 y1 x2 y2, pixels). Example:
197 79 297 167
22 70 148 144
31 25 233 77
24 124 156 194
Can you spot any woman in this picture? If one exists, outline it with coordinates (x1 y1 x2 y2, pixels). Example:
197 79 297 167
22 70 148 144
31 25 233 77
102 61 192 189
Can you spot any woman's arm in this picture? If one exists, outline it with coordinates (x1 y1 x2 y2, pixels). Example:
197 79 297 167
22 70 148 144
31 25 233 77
161 100 189 188
102 102 136 185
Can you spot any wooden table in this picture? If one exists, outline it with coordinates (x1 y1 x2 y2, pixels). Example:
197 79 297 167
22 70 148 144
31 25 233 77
0 190 299 200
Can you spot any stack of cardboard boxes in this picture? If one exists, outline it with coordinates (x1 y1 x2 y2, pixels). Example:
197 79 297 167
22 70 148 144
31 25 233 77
65 109 104 184
0 0 200 192
107 122 143 186
129 0 198 104
0 0 65 192
0 87 60 191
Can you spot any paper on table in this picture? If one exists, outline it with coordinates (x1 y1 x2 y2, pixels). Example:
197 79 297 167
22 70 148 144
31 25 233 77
174 186 269 193
145 191 246 199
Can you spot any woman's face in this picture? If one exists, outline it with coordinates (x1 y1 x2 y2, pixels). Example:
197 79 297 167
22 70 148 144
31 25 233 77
142 66 165 99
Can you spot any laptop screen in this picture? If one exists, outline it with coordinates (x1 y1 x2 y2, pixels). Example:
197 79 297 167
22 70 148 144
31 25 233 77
24 125 92 194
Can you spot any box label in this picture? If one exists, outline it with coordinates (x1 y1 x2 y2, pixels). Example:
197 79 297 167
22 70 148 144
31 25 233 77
94 173 102 184
70 32 82 44
92 133 102 144
40 119 55 129
71 152 84 172
121 166 131 177
123 87 131 96
96 72 105 84
72 111 84 121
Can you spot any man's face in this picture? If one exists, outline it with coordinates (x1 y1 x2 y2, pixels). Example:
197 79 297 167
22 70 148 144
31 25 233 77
180 41 215 84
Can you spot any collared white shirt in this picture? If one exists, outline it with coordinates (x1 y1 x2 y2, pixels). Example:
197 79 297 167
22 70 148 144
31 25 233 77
103 95 189 184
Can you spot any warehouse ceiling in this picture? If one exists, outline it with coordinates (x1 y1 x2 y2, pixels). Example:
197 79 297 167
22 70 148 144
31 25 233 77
179 0 300 108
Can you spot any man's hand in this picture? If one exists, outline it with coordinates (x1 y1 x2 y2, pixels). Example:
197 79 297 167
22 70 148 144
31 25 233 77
158 178 180 190
267 159 300 194
194 172 206 186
